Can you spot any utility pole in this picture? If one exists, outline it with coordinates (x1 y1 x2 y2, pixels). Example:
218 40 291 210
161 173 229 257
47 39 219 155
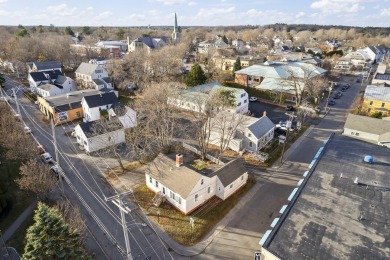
105 191 133 260
51 119 65 196
323 85 333 113
13 88 21 117
280 111 297 164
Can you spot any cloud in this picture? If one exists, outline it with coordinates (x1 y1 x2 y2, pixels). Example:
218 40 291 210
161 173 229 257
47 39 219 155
46 4 77 16
86 6 93 11
0 0 8 3
379 8 390 16
98 11 113 19
188 1 197 6
310 0 366 14
197 6 235 17
295 11 305 18
156 0 189 5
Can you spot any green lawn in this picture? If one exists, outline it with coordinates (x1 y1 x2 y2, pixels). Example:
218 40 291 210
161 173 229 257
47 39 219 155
133 176 256 246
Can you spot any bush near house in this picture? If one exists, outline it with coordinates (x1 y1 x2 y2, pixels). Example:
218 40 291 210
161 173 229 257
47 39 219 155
222 81 281 101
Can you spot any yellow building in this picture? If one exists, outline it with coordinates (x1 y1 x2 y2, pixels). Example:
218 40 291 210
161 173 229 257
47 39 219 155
363 85 390 116
37 89 105 125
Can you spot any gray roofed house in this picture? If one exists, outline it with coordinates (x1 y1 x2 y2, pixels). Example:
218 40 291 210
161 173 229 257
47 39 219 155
260 134 390 260
75 62 112 90
343 113 390 147
145 152 248 215
29 60 62 73
83 92 118 108
208 159 248 187
128 36 169 53
207 111 275 153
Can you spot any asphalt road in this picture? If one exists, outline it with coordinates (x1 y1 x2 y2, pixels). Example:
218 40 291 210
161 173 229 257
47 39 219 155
2 74 174 260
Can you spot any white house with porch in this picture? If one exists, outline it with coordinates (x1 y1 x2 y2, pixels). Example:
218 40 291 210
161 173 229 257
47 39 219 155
145 153 248 215
81 92 119 122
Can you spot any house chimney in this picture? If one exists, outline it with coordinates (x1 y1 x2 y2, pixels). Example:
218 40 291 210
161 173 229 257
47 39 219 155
176 154 183 167
263 111 267 117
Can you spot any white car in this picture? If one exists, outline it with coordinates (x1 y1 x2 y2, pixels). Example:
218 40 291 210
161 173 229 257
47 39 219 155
24 126 32 134
41 152 53 164
249 97 258 102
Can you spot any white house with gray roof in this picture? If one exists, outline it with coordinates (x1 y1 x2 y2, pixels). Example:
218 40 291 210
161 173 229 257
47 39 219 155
35 75 76 97
81 92 119 122
75 62 112 90
207 111 275 153
168 82 249 114
344 114 390 147
145 153 248 215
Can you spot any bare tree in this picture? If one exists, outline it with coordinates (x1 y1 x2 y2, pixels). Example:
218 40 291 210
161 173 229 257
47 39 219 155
56 199 87 239
16 159 57 201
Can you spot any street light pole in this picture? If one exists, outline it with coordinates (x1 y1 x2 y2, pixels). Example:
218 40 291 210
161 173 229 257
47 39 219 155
324 85 333 113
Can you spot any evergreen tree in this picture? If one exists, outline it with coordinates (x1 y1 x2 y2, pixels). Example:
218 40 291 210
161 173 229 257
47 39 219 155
222 35 228 44
37 25 44 33
23 202 90 260
184 63 207 87
64 26 74 36
232 57 242 74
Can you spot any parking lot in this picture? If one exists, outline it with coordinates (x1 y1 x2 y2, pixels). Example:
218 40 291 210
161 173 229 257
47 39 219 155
249 100 290 124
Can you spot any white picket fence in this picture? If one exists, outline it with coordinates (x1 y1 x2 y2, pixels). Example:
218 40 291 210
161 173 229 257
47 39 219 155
182 142 224 165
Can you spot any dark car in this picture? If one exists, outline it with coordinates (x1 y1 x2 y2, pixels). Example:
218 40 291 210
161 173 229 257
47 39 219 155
356 78 361 83
274 128 287 136
285 104 294 111
345 83 351 89
341 87 347 92
328 99 336 106
332 93 341 99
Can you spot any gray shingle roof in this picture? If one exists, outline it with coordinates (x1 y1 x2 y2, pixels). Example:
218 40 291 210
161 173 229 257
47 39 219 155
55 75 67 85
33 60 61 71
83 92 118 108
146 154 202 198
344 113 390 135
29 70 62 82
208 159 247 187
248 115 275 139
78 119 123 138
75 62 100 76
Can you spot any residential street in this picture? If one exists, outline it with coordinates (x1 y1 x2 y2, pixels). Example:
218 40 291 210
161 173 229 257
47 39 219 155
2 72 366 260
2 74 174 260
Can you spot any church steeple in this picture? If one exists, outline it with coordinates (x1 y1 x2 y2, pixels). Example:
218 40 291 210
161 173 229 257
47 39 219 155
172 12 180 41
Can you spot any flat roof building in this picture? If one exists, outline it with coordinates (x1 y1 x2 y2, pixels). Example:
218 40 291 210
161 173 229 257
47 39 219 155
260 134 390 260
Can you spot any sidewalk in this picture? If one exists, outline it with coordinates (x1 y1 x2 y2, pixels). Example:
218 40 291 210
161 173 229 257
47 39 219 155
0 201 37 242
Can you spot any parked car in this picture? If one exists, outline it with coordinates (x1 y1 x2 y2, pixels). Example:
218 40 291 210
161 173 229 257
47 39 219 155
356 78 361 83
328 99 336 106
333 91 342 98
50 165 64 179
41 152 53 164
285 104 294 111
341 87 347 92
24 126 32 134
345 83 351 89
274 128 287 136
249 96 258 102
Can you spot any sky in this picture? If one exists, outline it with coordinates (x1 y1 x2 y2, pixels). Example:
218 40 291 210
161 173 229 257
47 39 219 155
0 0 389 27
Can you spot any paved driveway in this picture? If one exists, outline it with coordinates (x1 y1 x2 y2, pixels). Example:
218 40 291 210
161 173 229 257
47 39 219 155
249 101 289 124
